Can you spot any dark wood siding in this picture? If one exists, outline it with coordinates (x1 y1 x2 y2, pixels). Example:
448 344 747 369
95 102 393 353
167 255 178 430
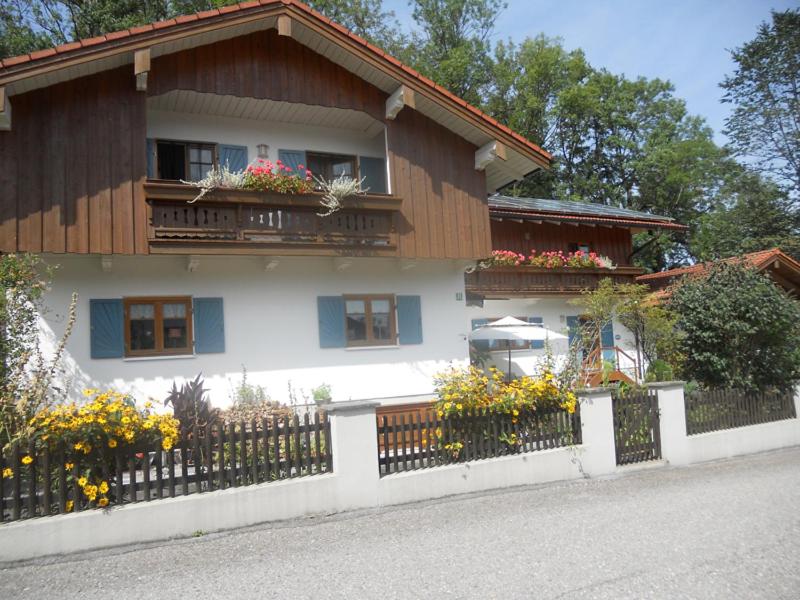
0 66 147 255
0 30 491 259
490 220 633 266
387 109 490 259
149 30 385 121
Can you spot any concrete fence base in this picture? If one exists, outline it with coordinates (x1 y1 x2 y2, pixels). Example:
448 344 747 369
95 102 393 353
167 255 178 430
2 386 798 563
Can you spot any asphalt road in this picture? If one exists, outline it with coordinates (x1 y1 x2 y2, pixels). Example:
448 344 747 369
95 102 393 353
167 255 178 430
2 447 799 600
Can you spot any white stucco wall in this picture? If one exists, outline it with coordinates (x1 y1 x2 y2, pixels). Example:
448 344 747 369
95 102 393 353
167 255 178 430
39 255 472 407
146 110 386 167
466 297 640 379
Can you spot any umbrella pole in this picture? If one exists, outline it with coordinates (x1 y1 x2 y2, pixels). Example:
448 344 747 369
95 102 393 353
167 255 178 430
507 341 512 383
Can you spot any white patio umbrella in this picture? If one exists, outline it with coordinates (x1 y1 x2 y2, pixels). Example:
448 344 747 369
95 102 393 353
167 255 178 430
469 316 568 381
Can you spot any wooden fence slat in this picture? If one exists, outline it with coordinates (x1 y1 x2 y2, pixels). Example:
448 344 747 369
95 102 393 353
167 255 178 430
142 445 151 501
194 426 203 492
167 443 176 498
263 417 271 482
303 413 313 476
217 422 226 491
115 450 124 505
58 443 67 513
180 436 189 496
205 423 214 492
324 412 333 473
239 420 248 487
228 422 238 487
128 450 137 503
251 419 259 484
313 412 322 475
292 415 302 478
272 416 280 480
26 441 36 518
155 444 163 499
41 445 51 516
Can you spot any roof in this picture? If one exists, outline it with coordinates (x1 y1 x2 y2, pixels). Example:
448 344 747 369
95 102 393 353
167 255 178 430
637 248 800 296
0 0 550 174
488 195 687 230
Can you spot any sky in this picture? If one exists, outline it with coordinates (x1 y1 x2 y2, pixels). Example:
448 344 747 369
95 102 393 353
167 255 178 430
383 0 798 145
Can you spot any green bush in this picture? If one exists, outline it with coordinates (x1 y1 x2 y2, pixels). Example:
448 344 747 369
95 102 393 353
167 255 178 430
668 262 800 390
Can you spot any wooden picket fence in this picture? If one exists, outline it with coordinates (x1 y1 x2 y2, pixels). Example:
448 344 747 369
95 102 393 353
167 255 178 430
685 388 796 436
612 388 661 465
377 405 581 476
0 412 331 523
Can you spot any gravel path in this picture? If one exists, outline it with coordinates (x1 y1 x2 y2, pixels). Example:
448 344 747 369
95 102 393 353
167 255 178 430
2 447 799 599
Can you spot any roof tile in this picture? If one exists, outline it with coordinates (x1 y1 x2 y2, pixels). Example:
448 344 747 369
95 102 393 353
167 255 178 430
105 30 131 41
29 48 57 60
81 36 108 47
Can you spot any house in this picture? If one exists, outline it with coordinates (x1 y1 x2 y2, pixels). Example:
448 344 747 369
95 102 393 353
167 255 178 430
0 1 550 406
636 248 800 299
465 195 687 384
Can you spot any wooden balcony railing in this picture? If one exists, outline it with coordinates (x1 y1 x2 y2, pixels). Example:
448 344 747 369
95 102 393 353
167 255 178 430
144 182 401 255
465 265 645 298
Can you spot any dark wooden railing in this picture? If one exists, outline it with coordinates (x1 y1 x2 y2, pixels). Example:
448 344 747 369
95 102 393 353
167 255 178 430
0 412 331 523
685 388 797 435
377 405 581 477
465 266 645 297
149 201 396 249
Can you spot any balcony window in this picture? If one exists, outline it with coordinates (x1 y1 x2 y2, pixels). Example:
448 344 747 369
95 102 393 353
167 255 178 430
307 152 356 181
344 295 396 346
124 296 193 357
156 140 216 181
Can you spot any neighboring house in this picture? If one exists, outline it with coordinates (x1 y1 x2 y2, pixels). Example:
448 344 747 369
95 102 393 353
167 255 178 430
465 196 687 384
0 1 550 406
637 248 800 299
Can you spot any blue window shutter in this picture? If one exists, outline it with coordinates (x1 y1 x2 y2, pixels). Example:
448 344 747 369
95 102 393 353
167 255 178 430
219 144 248 171
359 156 387 193
471 318 490 351
318 296 346 348
278 149 307 176
194 298 225 354
529 317 544 349
397 295 423 345
90 299 124 359
146 139 155 179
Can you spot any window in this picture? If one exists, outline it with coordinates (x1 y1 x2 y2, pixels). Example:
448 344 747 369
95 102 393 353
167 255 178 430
307 152 357 182
123 297 193 357
569 242 592 254
156 140 216 181
344 295 396 346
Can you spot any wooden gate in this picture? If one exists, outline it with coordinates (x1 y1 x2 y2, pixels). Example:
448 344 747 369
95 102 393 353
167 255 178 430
612 388 661 465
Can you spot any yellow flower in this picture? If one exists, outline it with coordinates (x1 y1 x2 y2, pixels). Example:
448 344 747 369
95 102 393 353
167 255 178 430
437 411 444 418
99 481 109 494
65 462 74 470
21 455 33 465
456 403 463 411
108 439 118 448
97 497 109 507
2 467 13 478
65 500 74 512
77 476 88 487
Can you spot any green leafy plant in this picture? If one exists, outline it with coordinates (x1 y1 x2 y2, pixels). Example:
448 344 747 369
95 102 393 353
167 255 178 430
311 383 332 405
668 262 800 390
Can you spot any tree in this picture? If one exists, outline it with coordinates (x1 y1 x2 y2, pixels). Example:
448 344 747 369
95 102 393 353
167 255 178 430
404 0 506 106
668 262 800 391
691 167 800 262
721 9 800 195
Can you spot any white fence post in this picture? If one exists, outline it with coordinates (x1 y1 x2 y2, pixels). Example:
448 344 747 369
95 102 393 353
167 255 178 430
576 387 617 476
648 381 690 466
325 400 380 510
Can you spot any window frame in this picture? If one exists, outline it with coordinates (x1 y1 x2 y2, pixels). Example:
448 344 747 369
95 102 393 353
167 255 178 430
123 296 194 357
568 242 592 254
154 139 218 181
343 294 397 347
306 151 358 182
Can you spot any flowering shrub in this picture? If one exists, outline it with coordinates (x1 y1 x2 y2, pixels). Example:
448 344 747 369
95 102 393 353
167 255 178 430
485 250 526 266
13 390 180 508
243 158 313 194
481 249 615 269
432 365 578 458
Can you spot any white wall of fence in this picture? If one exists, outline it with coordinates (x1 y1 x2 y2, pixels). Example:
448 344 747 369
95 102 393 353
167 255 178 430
2 385 798 563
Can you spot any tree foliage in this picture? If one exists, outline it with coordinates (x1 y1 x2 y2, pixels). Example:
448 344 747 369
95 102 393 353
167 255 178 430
668 263 800 391
721 9 800 195
691 167 800 261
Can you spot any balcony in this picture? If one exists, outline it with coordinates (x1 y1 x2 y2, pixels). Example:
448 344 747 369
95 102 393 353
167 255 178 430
465 265 645 298
145 182 402 256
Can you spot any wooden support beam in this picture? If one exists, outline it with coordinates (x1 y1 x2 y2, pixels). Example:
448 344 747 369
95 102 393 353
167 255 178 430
134 48 150 92
474 140 507 171
277 14 292 37
0 87 11 130
385 85 415 120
